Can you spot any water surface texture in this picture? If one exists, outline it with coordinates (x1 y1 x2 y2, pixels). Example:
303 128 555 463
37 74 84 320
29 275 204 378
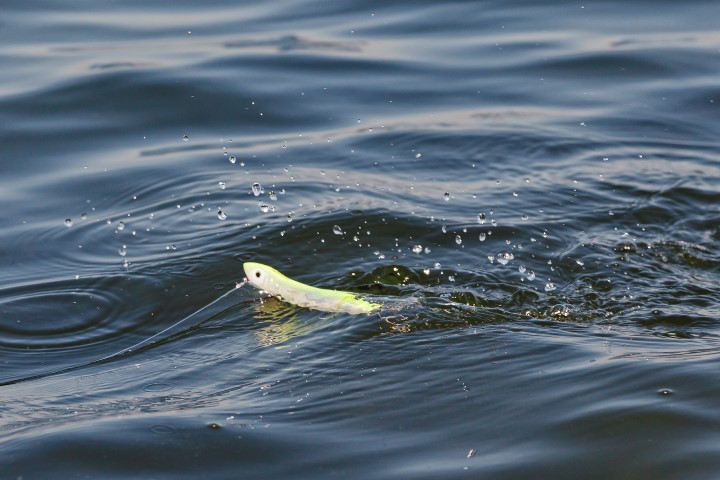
2 1 719 478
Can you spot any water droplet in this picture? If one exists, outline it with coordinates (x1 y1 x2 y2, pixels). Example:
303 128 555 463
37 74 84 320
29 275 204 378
260 204 270 213
412 244 423 254
455 235 462 245
332 225 344 235
448 275 455 282
64 218 73 227
544 282 556 292
415 153 422 159
269 191 277 201
434 262 441 269
443 192 450 201
217 210 227 220
423 268 430 275
287 212 293 222
424 247 431 254
229 156 237 164
441 225 447 233
80 213 87 220
118 245 127 256
518 265 526 274
496 252 514 265
477 213 486 224
252 183 262 196
521 214 529 221
478 232 486 241
487 255 495 263
218 181 226 190
526 270 536 281
117 221 125 231
576 259 585 266
182 135 189 141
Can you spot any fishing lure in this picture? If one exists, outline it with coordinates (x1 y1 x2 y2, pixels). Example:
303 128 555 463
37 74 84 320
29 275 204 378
243 262 381 314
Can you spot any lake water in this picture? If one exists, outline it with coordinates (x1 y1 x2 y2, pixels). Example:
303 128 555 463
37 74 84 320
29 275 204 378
2 1 719 478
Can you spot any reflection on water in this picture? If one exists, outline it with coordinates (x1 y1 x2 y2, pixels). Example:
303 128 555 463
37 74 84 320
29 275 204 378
252 296 311 347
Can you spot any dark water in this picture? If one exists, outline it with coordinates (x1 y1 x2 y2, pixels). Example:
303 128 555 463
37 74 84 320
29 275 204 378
2 0 720 478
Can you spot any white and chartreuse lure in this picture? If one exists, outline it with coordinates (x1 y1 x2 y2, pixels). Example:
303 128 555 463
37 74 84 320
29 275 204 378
243 262 381 314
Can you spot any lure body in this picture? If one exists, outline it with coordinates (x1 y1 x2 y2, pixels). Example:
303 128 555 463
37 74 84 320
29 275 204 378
243 262 380 314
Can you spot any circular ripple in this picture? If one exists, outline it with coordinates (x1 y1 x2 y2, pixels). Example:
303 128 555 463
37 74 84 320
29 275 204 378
0 274 168 385
0 277 134 350
143 382 173 392
150 424 177 435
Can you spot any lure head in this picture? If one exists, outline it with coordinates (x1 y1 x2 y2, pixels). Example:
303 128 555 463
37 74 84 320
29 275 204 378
243 262 273 290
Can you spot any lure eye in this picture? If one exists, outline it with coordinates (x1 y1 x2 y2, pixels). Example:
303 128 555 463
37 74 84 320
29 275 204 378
251 269 265 285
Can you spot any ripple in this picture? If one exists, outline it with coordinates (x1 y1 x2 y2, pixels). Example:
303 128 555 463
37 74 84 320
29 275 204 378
143 382 174 392
0 279 130 350
0 274 172 385
224 34 363 53
150 424 177 435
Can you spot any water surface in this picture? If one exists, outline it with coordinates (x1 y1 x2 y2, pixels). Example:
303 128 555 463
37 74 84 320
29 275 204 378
1 1 719 478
